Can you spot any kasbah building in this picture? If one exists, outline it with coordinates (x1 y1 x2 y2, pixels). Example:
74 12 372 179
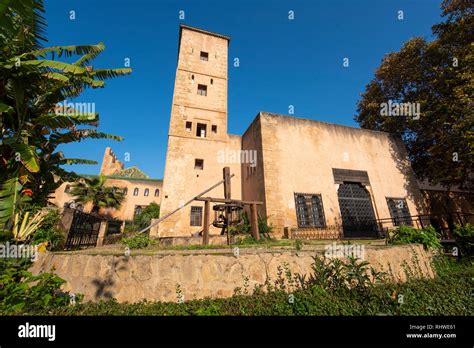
52 24 473 237
50 147 163 221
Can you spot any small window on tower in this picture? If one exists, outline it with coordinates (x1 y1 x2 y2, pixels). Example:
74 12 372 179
196 123 207 137
211 125 217 133
194 159 204 170
210 78 213 85
185 121 192 132
200 51 209 61
190 206 203 226
197 84 207 96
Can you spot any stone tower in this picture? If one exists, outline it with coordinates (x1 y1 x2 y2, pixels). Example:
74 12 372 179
100 147 124 176
153 25 242 238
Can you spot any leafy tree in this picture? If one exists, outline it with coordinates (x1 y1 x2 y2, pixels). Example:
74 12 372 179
355 0 473 190
133 202 160 229
69 176 125 214
0 0 132 227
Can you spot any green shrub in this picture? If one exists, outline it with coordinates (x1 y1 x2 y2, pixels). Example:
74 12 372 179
120 234 153 249
0 259 78 314
258 214 273 237
31 228 65 251
294 239 303 251
30 208 64 250
133 203 160 230
27 261 473 316
236 211 251 234
302 255 386 293
453 223 474 257
387 225 441 250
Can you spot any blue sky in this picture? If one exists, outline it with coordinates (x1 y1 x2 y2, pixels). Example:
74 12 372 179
44 0 443 179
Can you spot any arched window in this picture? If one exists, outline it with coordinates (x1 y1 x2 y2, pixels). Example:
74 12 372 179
133 188 139 196
123 188 128 196
154 189 160 197
144 188 149 197
65 184 71 193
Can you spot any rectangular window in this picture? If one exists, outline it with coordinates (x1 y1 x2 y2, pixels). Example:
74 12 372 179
185 121 192 132
211 125 217 133
294 193 326 228
197 84 207 96
386 198 412 226
200 51 209 61
194 159 204 170
196 123 207 137
190 206 203 226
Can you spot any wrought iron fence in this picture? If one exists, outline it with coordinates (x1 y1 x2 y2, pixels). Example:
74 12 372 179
374 212 474 239
65 210 104 250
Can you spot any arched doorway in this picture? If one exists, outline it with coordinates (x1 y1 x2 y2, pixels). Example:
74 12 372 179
337 182 377 238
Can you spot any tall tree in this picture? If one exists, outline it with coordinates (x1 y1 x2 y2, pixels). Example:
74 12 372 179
0 0 132 226
69 176 125 214
355 0 473 191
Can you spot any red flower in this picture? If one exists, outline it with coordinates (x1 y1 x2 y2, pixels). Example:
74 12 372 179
22 189 33 197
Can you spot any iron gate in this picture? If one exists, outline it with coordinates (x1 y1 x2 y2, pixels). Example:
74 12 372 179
65 210 103 250
337 182 378 238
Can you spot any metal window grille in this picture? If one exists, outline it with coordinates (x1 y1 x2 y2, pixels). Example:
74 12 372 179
190 206 203 226
294 193 326 228
386 198 412 226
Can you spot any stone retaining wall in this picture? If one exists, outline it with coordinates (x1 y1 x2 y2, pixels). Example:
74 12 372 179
29 244 434 303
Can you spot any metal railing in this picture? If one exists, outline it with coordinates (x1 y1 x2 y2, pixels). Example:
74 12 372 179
374 212 474 239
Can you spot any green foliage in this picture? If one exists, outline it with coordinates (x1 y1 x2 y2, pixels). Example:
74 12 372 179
31 227 64 251
133 203 160 230
0 259 76 314
70 176 125 213
453 223 474 257
432 254 473 277
236 211 251 234
0 177 23 227
355 0 474 190
302 255 387 293
294 239 303 251
24 257 473 316
4 207 64 250
258 214 273 237
120 234 153 249
386 225 442 250
0 0 131 226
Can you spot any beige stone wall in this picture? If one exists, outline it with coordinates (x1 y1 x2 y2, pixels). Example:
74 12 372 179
157 135 242 237
157 26 242 237
252 112 424 237
29 244 434 303
241 115 266 216
50 179 162 221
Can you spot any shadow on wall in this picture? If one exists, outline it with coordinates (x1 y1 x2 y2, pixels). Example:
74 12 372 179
388 136 426 215
92 257 129 300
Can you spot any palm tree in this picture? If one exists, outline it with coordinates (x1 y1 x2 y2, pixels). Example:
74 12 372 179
0 0 132 226
69 176 125 214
